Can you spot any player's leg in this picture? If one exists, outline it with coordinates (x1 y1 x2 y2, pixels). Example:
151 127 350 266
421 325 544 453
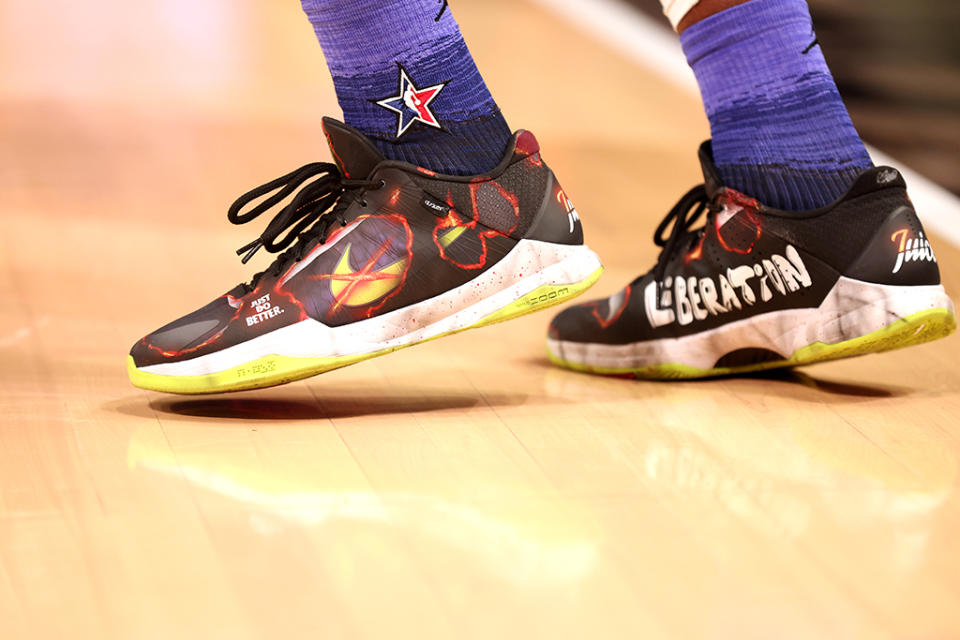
674 0 872 211
546 0 955 379
126 1 602 394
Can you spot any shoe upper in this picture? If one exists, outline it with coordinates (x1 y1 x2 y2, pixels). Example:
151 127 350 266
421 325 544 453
549 141 941 347
131 118 583 368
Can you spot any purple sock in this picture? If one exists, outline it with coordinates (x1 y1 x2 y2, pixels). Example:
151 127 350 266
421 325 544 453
300 0 512 176
680 0 873 210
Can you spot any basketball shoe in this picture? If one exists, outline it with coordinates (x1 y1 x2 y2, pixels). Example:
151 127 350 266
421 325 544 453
128 118 602 393
547 142 956 378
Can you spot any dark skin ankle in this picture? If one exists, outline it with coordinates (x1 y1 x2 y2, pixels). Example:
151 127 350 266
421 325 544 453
677 0 754 33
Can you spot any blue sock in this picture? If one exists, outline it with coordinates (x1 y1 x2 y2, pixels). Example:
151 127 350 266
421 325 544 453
680 0 873 211
300 0 512 176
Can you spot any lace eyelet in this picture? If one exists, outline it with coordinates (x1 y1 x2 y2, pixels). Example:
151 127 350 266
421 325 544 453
378 180 386 189
361 199 368 207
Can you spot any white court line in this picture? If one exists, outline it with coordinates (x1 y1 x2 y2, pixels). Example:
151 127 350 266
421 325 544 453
530 0 960 249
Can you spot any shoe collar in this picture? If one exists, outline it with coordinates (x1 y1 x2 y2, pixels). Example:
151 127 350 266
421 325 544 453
321 116 541 183
697 139 908 217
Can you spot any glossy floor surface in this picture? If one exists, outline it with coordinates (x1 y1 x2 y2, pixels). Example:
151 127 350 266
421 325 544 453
3 1 960 638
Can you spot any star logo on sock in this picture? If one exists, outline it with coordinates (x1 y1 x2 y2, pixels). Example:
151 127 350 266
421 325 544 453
375 64 446 139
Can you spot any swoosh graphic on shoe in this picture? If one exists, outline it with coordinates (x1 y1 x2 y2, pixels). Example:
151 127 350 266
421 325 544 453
438 225 466 248
329 243 408 307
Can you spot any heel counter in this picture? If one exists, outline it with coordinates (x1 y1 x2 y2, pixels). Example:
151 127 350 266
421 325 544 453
525 170 584 245
847 204 941 285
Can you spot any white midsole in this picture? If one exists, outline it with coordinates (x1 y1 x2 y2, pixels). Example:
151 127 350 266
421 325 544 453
547 277 954 371
142 239 602 377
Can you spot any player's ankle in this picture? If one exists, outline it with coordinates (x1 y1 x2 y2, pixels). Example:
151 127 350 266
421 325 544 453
301 0 512 176
679 0 871 210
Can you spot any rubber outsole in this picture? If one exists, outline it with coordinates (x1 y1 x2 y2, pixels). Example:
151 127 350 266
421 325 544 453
547 307 956 379
128 265 604 394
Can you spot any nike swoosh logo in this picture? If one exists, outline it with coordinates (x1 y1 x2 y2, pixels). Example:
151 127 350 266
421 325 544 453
329 243 408 307
438 225 466 249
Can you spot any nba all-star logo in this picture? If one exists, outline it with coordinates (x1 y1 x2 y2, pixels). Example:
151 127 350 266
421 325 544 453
375 64 446 138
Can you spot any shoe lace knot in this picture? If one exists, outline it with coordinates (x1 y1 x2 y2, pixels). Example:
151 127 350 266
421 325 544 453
227 162 383 291
650 184 721 286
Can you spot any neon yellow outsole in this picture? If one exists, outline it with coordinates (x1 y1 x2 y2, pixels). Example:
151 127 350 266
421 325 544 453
128 265 604 395
548 307 956 380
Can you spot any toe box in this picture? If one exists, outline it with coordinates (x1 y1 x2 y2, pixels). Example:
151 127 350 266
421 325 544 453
548 284 639 345
129 292 241 369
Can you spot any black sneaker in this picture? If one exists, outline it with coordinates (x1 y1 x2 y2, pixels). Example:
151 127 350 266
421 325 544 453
128 118 602 393
547 142 955 378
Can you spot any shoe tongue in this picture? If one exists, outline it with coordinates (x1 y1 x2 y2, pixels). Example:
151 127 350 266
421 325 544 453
321 117 385 179
697 140 725 199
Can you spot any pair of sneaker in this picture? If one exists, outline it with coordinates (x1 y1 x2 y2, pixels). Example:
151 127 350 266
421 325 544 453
128 119 955 393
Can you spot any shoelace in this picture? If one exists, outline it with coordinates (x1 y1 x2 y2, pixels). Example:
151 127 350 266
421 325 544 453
227 162 383 291
642 184 722 288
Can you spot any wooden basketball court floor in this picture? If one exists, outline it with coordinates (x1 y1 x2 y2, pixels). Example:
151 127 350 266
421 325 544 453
3 0 960 638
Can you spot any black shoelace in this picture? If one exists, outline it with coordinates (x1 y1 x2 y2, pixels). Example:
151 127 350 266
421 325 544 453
642 184 722 289
227 162 383 292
